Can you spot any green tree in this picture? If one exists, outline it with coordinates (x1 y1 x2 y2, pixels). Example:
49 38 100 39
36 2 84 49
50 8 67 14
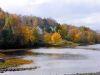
1 29 13 44
32 27 39 43
4 14 20 33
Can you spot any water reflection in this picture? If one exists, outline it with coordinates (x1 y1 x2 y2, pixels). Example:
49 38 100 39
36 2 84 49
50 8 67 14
31 53 87 60
4 50 87 60
1 44 100 74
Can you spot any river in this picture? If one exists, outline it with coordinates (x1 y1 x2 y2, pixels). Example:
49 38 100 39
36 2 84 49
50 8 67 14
2 44 100 75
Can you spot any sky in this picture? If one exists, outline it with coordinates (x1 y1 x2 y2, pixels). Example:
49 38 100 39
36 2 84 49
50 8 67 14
0 0 100 30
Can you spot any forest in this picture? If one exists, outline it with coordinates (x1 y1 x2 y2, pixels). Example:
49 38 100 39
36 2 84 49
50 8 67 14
0 8 100 49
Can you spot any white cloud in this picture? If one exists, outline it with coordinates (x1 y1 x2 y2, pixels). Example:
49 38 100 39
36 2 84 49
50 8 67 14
60 13 100 30
29 0 51 5
0 0 28 7
70 13 100 25
0 0 51 8
0 0 100 30
1 0 100 8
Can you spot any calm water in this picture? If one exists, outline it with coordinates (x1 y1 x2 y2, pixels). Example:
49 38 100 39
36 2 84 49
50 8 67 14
2 44 100 75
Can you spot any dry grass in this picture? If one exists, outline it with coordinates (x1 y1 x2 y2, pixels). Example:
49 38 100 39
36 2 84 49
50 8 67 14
0 59 33 69
0 53 5 57
6 59 33 65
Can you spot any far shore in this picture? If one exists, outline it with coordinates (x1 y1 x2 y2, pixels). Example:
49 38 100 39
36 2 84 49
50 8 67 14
0 44 99 53
73 72 100 75
0 49 32 52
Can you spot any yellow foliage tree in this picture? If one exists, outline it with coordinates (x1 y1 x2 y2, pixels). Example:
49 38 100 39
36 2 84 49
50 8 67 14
32 27 39 43
69 28 80 42
74 32 81 42
87 31 96 44
19 26 34 44
43 32 51 44
51 32 63 44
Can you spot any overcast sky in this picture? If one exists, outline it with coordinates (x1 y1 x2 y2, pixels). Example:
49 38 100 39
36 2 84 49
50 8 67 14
0 0 100 30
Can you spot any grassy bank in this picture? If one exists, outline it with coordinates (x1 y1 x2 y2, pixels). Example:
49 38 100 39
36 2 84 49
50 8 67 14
0 59 33 69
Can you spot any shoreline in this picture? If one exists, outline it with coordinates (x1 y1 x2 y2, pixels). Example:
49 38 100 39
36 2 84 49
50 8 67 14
0 44 98 52
0 43 97 50
0 67 39 73
73 72 100 75
1 69 100 75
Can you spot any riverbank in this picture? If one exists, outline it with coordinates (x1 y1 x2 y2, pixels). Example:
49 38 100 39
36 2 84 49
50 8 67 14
73 72 100 75
0 67 38 73
1 70 100 75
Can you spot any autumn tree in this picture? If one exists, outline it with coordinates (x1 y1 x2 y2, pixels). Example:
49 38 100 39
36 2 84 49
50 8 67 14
43 32 52 44
87 31 96 44
0 11 5 28
79 26 89 31
32 27 39 43
68 28 80 42
96 33 100 43
18 26 34 45
74 32 82 43
4 14 21 33
51 32 63 44
58 24 68 39
33 17 39 27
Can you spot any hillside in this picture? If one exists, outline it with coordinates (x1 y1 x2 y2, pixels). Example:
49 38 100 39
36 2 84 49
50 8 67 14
0 8 100 49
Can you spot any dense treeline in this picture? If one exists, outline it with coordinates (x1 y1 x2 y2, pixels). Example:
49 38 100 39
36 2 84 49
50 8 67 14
0 8 100 49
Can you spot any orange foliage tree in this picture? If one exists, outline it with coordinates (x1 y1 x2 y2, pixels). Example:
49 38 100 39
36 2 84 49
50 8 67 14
43 32 52 44
18 26 34 44
51 32 63 44
68 28 80 42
